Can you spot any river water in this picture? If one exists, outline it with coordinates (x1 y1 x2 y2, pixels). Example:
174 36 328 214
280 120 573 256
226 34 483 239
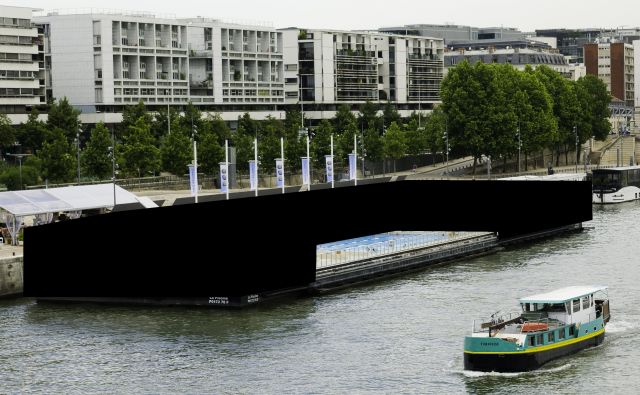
1 203 639 394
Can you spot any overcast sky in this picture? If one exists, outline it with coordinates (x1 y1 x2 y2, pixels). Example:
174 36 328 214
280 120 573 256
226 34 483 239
4 0 640 32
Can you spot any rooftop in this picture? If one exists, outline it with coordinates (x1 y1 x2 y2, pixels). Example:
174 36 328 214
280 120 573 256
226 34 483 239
519 286 608 304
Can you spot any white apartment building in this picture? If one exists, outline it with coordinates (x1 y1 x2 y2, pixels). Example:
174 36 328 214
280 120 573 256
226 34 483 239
35 10 284 117
0 5 46 113
281 28 444 116
32 10 445 123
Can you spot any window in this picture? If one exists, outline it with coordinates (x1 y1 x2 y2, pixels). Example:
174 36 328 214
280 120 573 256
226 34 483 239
528 336 534 346
569 326 575 336
558 327 565 339
582 296 590 310
536 334 544 345
548 331 555 343
573 299 581 313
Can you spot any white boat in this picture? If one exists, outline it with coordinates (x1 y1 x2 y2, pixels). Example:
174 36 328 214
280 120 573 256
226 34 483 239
592 166 640 204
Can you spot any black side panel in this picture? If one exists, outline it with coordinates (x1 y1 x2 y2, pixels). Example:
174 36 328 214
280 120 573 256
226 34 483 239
24 180 592 298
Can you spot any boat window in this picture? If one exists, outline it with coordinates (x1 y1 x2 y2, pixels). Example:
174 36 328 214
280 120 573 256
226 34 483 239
591 294 594 307
548 331 555 343
565 301 572 315
549 303 565 312
573 299 581 313
558 327 565 339
536 334 544 345
569 325 575 336
582 296 590 310
528 336 535 346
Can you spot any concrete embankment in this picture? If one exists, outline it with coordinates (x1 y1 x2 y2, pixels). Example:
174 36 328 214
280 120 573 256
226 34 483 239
0 255 23 298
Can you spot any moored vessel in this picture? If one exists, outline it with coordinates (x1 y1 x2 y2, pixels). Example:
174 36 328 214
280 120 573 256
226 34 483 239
592 166 640 204
464 286 610 372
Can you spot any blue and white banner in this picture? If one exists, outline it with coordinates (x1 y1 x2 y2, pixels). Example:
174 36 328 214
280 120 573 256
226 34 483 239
249 160 257 191
301 157 310 186
325 155 334 183
219 162 229 193
188 164 198 196
348 153 356 181
275 158 284 188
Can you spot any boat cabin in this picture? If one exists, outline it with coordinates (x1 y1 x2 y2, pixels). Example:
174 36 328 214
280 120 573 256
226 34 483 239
518 286 609 326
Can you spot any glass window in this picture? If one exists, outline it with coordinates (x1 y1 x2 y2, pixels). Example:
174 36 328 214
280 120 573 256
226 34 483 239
548 331 555 342
582 296 590 310
565 301 572 315
537 334 544 345
558 327 565 339
528 336 534 346
573 299 581 313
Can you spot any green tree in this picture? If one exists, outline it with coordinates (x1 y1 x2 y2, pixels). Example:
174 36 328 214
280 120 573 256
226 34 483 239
333 105 358 166
151 105 179 143
404 118 427 156
122 100 153 140
46 97 81 144
424 106 446 165
382 121 407 172
534 65 580 166
209 114 232 145
358 101 381 131
0 164 40 190
310 119 333 170
576 74 611 142
199 132 225 175
160 130 192 175
382 101 401 128
121 117 161 177
39 128 75 183
0 113 16 156
81 122 113 180
17 108 50 154
362 126 384 168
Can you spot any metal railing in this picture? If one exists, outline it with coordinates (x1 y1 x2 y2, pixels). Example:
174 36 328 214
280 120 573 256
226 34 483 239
316 232 488 270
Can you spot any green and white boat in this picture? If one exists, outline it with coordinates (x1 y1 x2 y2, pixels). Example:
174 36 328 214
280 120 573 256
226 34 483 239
464 286 610 372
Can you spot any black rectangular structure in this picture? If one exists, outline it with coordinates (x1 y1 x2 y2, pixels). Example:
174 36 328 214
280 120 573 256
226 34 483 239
24 180 592 300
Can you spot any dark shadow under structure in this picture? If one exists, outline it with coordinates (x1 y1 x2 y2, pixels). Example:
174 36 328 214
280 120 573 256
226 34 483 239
24 180 592 304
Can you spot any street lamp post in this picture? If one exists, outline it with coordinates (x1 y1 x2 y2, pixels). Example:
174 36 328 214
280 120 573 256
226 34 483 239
517 127 521 174
7 153 30 190
110 127 116 208
574 125 578 173
443 130 449 177
76 128 82 184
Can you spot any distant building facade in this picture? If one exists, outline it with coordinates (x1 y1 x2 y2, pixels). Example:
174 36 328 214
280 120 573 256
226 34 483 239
280 28 444 114
535 29 603 63
35 11 285 116
0 5 46 114
584 42 635 107
380 24 526 46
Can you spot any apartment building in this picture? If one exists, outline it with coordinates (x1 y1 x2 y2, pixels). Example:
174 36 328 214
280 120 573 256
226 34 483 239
0 5 46 113
584 41 635 107
35 10 284 116
281 28 444 114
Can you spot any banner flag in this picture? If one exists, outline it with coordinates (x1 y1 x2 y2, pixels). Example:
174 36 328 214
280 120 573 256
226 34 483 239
276 159 284 188
249 160 257 191
301 157 310 186
348 153 356 181
188 164 197 196
219 162 229 193
325 155 334 183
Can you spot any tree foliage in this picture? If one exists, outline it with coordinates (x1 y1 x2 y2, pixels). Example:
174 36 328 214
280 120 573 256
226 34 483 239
82 122 113 180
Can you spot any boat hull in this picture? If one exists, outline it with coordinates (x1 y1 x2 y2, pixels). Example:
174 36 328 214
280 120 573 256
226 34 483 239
464 331 605 372
592 186 640 204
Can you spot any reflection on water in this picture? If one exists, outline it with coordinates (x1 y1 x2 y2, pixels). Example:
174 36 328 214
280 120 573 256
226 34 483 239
2 204 640 392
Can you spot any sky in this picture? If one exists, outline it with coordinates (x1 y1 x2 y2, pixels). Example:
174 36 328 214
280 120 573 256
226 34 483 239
4 0 640 32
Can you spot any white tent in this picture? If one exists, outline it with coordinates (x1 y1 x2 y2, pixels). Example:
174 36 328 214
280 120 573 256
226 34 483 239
0 184 157 245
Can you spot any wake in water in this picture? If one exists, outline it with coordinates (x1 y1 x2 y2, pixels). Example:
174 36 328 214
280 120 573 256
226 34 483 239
605 320 639 334
446 362 573 378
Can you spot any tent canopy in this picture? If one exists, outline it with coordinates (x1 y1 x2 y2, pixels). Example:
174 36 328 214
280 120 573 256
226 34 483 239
0 184 157 217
